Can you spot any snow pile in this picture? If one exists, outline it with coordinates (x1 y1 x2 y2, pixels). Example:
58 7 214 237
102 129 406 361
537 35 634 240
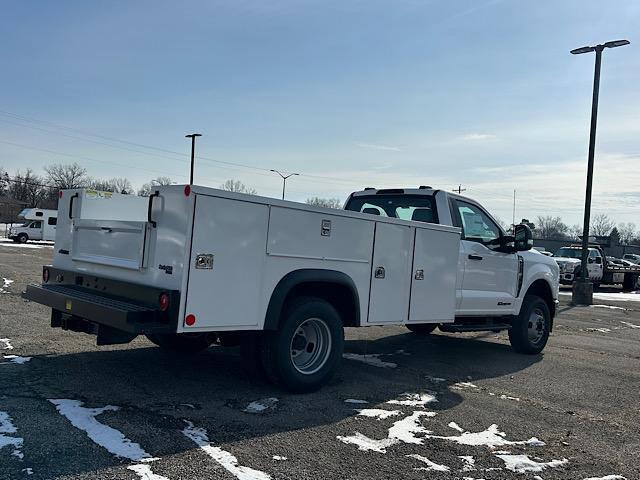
271 455 287 461
344 399 369 404
453 381 478 389
387 392 437 407
342 353 397 368
448 422 465 432
406 453 449 472
127 464 170 480
423 423 545 448
496 453 567 473
590 304 625 310
0 239 53 249
49 399 151 460
183 420 271 480
243 398 278 414
499 394 521 401
0 411 24 460
0 338 13 350
620 321 640 329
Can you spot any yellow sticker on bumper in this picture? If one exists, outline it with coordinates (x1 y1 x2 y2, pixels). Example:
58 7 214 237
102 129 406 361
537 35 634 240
65 300 72 311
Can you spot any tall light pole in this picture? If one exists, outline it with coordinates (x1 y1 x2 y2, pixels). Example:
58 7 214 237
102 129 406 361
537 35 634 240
270 169 299 200
185 133 202 185
570 39 629 305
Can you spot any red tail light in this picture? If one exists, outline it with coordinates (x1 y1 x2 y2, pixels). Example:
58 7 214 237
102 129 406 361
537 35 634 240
159 292 170 311
184 185 191 197
185 314 196 326
43 268 50 283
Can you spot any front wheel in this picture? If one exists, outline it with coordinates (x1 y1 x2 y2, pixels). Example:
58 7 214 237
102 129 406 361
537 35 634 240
261 297 344 393
406 323 438 335
508 294 551 354
17 233 28 243
145 333 213 354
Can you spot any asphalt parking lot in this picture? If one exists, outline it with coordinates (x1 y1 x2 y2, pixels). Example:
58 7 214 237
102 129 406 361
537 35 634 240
1 240 639 480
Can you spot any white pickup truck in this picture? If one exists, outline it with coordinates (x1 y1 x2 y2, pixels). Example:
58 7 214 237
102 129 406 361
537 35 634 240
25 185 559 392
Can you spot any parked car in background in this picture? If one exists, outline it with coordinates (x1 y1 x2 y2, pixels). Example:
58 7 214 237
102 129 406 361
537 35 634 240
623 253 640 264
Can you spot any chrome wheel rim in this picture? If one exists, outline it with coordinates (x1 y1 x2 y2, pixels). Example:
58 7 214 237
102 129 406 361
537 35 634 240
290 317 332 375
527 308 546 345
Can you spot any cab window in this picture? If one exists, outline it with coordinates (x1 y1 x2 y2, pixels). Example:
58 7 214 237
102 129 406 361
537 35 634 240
344 195 437 223
452 200 501 245
29 221 42 229
48 217 57 226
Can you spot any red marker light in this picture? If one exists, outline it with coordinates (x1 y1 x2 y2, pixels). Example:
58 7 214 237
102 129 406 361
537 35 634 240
158 292 170 311
184 185 191 197
42 267 50 283
185 314 196 326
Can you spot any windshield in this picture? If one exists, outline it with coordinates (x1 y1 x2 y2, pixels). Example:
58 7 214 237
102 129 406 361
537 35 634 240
554 248 582 259
344 195 437 223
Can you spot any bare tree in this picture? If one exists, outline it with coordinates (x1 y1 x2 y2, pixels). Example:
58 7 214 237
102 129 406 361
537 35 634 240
306 197 342 209
8 169 45 207
44 163 88 189
590 213 615 236
88 177 134 194
617 222 636 245
535 216 568 240
567 224 583 241
220 179 257 195
0 167 8 196
138 177 173 196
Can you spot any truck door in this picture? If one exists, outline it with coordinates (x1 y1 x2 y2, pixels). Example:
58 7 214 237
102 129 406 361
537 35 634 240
408 227 458 323
451 199 518 315
29 220 43 240
367 222 412 324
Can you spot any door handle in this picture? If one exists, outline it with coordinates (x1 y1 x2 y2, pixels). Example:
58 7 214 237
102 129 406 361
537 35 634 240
468 254 483 261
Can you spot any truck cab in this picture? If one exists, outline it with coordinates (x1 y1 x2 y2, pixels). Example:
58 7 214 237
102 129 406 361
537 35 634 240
9 208 58 243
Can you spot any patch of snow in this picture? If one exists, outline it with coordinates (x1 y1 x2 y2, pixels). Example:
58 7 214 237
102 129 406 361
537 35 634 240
387 411 435 445
243 398 278 414
459 455 476 471
496 454 568 473
0 239 53 249
387 392 437 407
336 432 397 453
424 424 544 448
0 278 14 293
448 422 465 432
183 420 271 480
344 399 369 404
426 376 446 383
342 353 397 368
620 321 640 329
0 411 23 459
1 355 32 365
590 304 625 310
127 464 170 480
271 455 287 461
0 338 13 350
499 394 521 401
180 403 196 409
354 408 401 420
406 453 450 472
586 328 611 333
582 476 627 480
49 399 150 461
453 382 478 389
22 467 33 475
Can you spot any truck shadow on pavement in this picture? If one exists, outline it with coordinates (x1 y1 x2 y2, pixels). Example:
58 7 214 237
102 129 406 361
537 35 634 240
5 329 542 479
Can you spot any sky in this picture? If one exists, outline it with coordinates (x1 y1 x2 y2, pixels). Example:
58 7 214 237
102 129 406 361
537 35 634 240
1 0 639 227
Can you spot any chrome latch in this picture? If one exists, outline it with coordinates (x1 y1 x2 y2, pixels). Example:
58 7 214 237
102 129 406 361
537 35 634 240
374 266 385 279
415 269 424 280
195 254 214 269
321 219 332 237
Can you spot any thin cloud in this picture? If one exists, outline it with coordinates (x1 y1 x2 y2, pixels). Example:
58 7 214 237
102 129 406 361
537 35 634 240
461 133 497 141
355 143 402 152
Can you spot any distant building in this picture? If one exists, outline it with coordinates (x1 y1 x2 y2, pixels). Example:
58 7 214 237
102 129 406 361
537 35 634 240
0 196 28 223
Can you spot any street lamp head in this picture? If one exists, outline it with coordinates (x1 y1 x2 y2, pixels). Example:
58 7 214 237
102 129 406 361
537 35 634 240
185 133 202 138
571 46 596 55
604 39 630 49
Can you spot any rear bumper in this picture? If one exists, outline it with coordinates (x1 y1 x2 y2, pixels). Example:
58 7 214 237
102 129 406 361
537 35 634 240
23 267 179 338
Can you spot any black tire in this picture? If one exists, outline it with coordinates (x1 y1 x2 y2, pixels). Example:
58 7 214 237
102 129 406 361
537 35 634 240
260 296 344 393
406 323 438 335
622 274 638 292
508 294 551 354
145 333 213 354
17 233 28 244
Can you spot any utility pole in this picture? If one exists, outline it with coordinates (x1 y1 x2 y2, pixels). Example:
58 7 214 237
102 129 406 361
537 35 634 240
512 189 516 233
570 39 630 305
453 184 466 194
185 133 202 185
270 169 299 200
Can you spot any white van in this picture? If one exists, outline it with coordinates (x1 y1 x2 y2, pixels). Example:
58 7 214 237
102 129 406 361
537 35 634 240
9 208 57 243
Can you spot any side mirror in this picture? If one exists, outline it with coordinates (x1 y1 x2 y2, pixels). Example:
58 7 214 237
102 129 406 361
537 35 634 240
514 224 533 252
588 257 594 264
